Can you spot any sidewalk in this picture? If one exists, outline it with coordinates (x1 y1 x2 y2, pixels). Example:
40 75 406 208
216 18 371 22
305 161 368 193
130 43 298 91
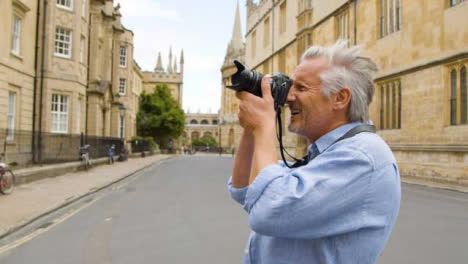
0 154 173 239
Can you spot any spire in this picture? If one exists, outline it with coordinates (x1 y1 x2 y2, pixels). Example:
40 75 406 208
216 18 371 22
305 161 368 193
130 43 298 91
180 49 184 74
167 46 173 73
230 0 244 50
155 52 164 72
174 56 178 73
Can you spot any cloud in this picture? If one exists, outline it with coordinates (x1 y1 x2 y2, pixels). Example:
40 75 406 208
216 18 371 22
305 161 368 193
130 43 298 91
114 0 181 21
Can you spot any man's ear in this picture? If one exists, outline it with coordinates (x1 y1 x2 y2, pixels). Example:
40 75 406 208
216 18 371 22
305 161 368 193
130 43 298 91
333 87 351 111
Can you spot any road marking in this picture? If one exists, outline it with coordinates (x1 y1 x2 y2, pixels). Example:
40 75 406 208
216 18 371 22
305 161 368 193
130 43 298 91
0 198 97 255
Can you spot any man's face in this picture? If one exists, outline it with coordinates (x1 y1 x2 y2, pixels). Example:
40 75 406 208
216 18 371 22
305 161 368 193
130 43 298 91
286 57 335 142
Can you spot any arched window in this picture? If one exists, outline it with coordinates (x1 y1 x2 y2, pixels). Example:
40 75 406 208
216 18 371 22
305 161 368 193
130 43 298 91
450 69 458 125
190 119 198 124
201 120 209 125
191 131 200 140
212 120 218 125
461 66 467 124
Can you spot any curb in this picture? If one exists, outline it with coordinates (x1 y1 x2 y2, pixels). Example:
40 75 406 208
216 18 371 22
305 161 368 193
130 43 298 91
0 155 176 240
401 177 468 193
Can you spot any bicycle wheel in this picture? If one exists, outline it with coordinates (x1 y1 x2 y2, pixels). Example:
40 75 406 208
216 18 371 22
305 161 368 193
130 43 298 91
0 169 15 194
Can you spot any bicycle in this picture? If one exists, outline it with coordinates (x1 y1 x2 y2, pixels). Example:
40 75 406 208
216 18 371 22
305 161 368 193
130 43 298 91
0 155 15 195
79 144 92 170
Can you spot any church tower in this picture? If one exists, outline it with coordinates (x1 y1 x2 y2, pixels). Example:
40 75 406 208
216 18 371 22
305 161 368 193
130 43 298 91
219 0 245 150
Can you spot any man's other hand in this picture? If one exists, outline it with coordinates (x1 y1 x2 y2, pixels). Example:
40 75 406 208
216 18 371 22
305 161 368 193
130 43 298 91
236 75 276 134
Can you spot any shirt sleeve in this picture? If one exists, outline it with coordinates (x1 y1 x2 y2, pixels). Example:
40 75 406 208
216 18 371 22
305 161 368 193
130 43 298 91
227 176 249 205
243 146 391 240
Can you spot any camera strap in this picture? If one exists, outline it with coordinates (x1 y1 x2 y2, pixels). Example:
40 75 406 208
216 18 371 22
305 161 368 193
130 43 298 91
276 108 376 168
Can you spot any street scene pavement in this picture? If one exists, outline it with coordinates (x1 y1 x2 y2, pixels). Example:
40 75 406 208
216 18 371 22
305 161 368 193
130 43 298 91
0 154 467 263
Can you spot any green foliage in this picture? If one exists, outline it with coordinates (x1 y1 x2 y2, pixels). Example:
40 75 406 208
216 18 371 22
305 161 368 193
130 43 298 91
136 84 185 146
192 136 217 147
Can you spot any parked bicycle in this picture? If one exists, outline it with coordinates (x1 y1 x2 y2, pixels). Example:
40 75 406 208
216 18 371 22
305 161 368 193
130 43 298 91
79 144 92 170
0 154 15 194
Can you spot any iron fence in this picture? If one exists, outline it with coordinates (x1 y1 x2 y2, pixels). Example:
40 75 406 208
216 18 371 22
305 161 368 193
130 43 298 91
0 129 123 167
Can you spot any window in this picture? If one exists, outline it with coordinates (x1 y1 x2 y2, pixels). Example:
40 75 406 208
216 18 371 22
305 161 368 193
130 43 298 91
450 69 457 125
450 0 457 6
7 92 16 140
11 16 21 55
119 78 126 95
51 94 69 133
55 27 72 58
251 30 256 58
280 2 287 33
379 81 401 129
57 0 73 10
279 50 286 73
76 98 81 134
119 115 125 139
461 66 467 124
450 65 468 125
201 120 209 125
190 119 198 124
263 17 270 47
336 9 349 41
80 37 85 63
120 46 127 67
81 0 86 17
380 0 401 38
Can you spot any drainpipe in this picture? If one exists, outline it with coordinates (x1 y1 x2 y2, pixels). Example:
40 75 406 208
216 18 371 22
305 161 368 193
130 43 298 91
38 0 48 163
354 0 357 45
32 0 42 163
271 0 275 73
85 10 92 140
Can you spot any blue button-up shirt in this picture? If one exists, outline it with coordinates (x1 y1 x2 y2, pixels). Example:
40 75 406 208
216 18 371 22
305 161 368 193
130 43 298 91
228 122 401 264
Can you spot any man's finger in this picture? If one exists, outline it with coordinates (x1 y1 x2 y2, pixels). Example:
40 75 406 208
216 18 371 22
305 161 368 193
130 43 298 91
261 75 273 99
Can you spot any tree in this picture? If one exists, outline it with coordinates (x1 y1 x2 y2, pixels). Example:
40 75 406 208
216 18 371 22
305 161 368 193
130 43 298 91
136 84 185 148
192 136 217 148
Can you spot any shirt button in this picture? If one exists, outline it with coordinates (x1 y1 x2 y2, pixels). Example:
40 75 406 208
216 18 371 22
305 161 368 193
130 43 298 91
244 249 249 255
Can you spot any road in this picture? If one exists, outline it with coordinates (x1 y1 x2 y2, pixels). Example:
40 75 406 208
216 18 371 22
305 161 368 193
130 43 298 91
0 155 467 263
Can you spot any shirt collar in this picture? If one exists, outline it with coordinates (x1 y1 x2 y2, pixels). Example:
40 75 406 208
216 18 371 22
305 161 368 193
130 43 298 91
309 121 363 155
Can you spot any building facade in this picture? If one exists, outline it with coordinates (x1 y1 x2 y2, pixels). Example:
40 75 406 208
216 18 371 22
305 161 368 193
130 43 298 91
219 1 245 151
183 112 220 149
236 0 468 186
141 48 184 105
0 0 157 165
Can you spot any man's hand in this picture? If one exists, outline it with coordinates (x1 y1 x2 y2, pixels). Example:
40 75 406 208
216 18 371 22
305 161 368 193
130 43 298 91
236 76 278 184
236 76 276 135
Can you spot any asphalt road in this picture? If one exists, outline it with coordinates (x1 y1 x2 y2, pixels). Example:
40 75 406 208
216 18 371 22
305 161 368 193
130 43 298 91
0 155 467 264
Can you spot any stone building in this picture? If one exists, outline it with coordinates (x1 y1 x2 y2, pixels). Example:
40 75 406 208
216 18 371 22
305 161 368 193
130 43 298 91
219 1 245 151
183 112 220 148
142 48 184 106
87 1 141 141
0 0 148 164
237 0 468 186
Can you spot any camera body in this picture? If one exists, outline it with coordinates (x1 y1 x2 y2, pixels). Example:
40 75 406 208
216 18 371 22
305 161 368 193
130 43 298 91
227 60 292 111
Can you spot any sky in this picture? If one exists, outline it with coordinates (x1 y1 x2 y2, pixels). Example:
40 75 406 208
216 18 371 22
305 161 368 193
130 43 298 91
114 0 247 114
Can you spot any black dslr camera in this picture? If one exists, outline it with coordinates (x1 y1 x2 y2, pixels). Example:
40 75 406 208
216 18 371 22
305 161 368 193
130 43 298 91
227 60 292 111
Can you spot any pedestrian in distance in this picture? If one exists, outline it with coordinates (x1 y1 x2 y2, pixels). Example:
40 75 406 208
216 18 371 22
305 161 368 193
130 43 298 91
228 40 401 264
108 144 115 164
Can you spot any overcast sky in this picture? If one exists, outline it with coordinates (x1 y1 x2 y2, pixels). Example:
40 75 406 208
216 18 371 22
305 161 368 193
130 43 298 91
114 0 247 114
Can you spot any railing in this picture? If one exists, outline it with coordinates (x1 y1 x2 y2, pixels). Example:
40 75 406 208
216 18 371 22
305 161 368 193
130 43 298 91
0 129 123 167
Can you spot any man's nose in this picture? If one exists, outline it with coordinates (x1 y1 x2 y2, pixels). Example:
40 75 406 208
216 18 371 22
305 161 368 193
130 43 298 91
286 86 296 102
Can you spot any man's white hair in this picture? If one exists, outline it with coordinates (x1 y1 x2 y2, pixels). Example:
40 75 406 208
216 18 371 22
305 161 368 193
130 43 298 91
301 40 378 122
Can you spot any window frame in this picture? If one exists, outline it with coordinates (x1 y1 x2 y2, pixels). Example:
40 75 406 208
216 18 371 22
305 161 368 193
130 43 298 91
119 78 127 95
11 15 22 56
54 27 73 59
379 0 401 38
119 46 127 68
279 1 287 33
81 0 86 17
7 92 17 141
79 36 85 63
57 0 73 11
51 94 69 133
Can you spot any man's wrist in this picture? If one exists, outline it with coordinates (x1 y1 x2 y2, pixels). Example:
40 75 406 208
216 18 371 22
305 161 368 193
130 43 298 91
252 121 276 138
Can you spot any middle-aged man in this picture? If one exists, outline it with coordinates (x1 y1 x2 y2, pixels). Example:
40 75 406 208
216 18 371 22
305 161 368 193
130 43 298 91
228 40 401 264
